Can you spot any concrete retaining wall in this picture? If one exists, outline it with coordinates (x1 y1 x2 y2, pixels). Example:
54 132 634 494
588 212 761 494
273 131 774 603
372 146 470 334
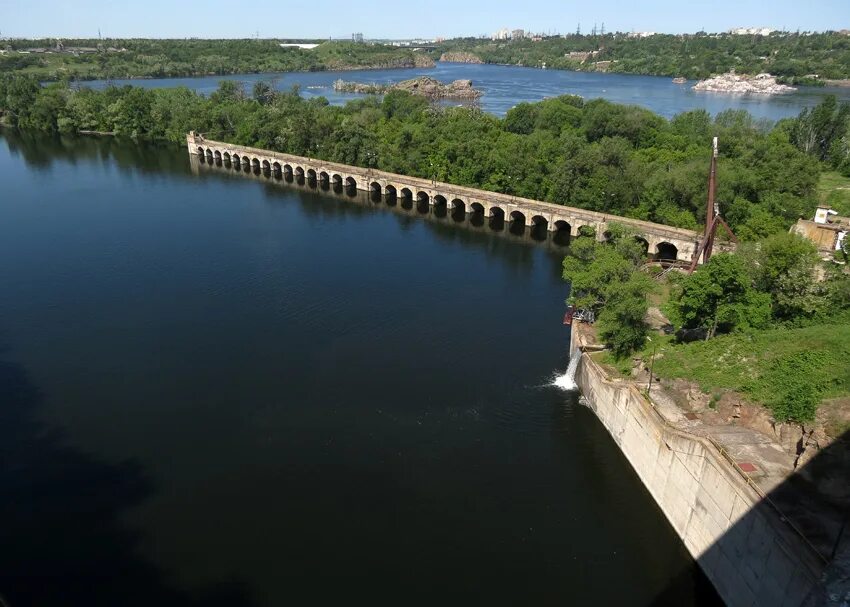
571 329 825 606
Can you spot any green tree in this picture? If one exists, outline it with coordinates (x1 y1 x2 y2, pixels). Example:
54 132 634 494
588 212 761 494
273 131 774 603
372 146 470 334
676 253 771 338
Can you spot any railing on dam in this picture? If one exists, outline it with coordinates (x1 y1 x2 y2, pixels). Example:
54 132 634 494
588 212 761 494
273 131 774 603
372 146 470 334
187 132 703 262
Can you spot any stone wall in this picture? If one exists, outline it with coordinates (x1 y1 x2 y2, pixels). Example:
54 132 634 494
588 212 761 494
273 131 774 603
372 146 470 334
571 328 825 606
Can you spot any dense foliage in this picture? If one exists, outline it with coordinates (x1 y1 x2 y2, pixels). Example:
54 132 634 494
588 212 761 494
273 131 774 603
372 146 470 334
436 32 850 82
3 73 845 243
0 40 431 80
562 225 654 358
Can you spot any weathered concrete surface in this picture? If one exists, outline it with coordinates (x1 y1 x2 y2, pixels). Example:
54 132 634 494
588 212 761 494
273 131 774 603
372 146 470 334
188 132 702 262
570 326 826 607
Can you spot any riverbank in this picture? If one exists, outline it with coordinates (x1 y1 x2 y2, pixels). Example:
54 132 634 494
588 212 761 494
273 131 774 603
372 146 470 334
570 322 831 606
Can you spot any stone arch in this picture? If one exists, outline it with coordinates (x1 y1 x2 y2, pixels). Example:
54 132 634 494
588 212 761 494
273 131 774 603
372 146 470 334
369 181 382 195
487 207 505 221
433 194 447 208
262 159 271 171
307 168 317 180
400 187 413 201
223 152 231 162
509 210 526 225
450 198 465 214
197 146 205 156
554 220 571 235
470 202 485 214
332 174 343 185
214 150 222 161
635 236 650 256
384 184 397 198
319 171 329 182
251 157 260 168
295 166 305 178
344 176 357 188
272 161 281 172
205 149 214 160
416 191 430 204
531 215 548 230
232 154 241 164
656 241 678 261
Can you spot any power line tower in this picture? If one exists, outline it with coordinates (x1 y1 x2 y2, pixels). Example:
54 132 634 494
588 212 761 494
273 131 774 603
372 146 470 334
601 22 605 36
576 23 581 36
688 137 737 272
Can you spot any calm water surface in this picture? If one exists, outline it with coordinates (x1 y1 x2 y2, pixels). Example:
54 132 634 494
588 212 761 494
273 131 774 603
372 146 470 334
90 61 850 119
0 132 720 606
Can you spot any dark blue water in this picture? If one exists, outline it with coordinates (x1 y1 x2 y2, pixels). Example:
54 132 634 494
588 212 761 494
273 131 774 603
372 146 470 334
87 61 850 119
0 131 720 606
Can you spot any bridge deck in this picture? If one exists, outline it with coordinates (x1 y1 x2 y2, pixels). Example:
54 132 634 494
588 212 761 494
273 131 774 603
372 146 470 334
188 133 702 258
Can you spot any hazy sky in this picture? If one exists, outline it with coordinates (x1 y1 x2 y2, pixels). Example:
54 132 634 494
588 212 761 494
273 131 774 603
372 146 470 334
2 0 848 39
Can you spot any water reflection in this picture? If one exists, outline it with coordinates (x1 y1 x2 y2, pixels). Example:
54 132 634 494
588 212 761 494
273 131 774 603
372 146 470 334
192 152 576 254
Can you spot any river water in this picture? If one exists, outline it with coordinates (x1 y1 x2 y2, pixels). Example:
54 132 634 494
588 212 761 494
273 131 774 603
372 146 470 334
90 61 850 120
0 131 722 606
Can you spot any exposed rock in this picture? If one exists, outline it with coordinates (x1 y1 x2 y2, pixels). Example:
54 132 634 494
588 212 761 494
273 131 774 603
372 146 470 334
693 72 796 94
439 51 483 64
333 76 482 100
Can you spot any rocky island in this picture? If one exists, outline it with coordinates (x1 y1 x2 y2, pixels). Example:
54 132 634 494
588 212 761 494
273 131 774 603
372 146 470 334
333 76 482 100
693 72 796 94
438 51 484 64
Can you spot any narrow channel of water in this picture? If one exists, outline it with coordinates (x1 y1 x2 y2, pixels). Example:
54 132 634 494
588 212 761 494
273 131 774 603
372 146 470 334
0 131 721 606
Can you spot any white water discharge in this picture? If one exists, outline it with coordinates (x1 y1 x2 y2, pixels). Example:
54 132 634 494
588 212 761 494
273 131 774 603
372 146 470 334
553 348 582 391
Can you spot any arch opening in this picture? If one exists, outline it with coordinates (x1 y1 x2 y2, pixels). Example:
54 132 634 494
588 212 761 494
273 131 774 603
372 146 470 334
307 168 317 180
197 147 205 156
450 199 465 221
553 220 571 246
232 154 241 165
345 176 357 189
656 242 678 261
214 150 222 161
530 215 549 241
416 191 430 205
262 159 271 171
369 181 382 203
635 237 650 256
295 166 305 178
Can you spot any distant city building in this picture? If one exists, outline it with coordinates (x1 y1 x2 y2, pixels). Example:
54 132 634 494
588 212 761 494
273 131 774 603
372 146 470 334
729 27 775 36
352 32 364 43
627 31 656 38
512 29 525 40
492 28 510 40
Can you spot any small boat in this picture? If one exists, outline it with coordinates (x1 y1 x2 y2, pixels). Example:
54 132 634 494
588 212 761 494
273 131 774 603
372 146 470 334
672 77 687 84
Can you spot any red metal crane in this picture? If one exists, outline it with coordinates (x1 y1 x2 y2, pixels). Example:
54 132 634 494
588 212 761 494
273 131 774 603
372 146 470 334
688 137 737 273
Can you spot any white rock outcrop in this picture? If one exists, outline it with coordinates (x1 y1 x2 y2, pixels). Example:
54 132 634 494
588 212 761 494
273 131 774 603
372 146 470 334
693 72 796 94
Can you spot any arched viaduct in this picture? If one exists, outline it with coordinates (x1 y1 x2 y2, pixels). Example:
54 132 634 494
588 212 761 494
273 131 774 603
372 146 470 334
188 132 701 262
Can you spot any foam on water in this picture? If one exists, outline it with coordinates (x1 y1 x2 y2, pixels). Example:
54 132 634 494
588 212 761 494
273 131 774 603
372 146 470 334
552 348 581 391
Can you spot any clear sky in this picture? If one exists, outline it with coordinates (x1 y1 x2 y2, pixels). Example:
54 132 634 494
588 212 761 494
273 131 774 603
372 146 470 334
1 0 847 39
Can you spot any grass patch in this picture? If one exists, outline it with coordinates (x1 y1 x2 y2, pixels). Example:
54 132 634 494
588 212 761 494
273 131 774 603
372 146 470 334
818 171 850 216
651 323 850 422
